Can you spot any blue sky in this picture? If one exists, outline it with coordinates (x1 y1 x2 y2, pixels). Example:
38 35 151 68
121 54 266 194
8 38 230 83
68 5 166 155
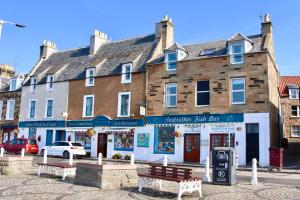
0 0 299 75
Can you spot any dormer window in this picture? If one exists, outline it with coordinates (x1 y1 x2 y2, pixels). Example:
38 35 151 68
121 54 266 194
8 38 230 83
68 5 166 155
46 74 54 91
200 48 215 56
230 43 244 64
10 79 17 91
121 63 132 84
289 89 299 99
85 68 95 87
166 52 177 71
30 76 37 92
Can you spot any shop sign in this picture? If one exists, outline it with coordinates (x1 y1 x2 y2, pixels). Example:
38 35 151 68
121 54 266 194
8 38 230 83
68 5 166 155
19 121 65 128
67 120 94 127
110 119 144 127
147 113 243 125
137 133 150 147
210 124 236 133
185 126 201 133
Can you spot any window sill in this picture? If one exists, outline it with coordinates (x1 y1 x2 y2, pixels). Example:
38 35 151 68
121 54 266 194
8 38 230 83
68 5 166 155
165 106 177 108
121 81 132 84
5 118 14 121
231 103 246 105
44 117 54 119
195 105 210 108
82 115 94 118
117 115 130 118
85 84 94 87
291 116 300 118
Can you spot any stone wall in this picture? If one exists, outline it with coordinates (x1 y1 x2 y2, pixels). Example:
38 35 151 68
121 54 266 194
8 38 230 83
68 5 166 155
0 156 33 175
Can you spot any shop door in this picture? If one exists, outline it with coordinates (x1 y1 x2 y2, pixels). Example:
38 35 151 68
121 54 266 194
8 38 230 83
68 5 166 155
246 123 259 164
46 130 53 146
184 134 200 162
210 133 235 151
97 133 107 157
55 130 66 141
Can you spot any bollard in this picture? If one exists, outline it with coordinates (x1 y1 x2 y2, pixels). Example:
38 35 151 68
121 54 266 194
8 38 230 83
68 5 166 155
21 148 25 157
251 158 258 185
130 154 135 165
69 151 73 166
0 147 4 157
236 154 239 169
98 153 102 165
43 149 48 164
203 157 211 182
163 155 168 166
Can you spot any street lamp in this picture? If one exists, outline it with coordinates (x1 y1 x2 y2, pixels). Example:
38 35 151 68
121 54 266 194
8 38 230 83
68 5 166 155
0 19 26 39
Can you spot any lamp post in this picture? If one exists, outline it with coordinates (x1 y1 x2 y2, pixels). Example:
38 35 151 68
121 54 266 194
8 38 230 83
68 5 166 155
0 19 26 40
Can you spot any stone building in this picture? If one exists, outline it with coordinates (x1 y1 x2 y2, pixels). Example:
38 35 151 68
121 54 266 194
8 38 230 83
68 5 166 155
279 76 300 155
0 64 25 143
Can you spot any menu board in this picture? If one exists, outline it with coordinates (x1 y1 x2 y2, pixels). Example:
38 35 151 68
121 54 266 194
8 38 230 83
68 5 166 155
155 127 175 154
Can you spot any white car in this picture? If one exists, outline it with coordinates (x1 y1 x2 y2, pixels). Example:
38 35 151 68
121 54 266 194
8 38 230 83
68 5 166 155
40 141 86 159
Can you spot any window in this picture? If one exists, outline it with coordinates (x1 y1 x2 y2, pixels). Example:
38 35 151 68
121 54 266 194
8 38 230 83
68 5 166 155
75 131 91 150
117 92 130 117
45 99 54 118
231 78 245 104
196 80 210 106
166 52 177 71
289 89 299 99
30 76 37 92
85 68 95 87
291 106 300 117
165 83 177 107
46 75 54 91
154 126 175 154
291 125 300 137
10 79 17 91
5 100 15 120
121 63 132 83
230 43 244 64
200 48 215 56
83 95 94 117
29 100 37 118
0 100 3 119
114 132 134 151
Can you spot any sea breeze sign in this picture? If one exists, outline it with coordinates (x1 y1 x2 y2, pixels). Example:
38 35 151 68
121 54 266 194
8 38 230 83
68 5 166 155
19 121 65 128
147 113 244 125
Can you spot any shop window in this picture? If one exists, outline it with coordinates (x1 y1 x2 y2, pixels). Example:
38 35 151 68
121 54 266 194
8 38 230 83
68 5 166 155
154 126 175 154
75 131 91 150
231 78 245 104
196 80 210 106
114 131 134 151
291 125 300 137
210 133 235 151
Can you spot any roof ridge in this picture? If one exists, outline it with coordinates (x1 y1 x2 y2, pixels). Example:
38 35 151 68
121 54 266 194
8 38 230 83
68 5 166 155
108 33 155 44
52 45 90 54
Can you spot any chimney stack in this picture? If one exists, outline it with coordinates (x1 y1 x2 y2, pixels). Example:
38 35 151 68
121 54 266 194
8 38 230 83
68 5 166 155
40 40 57 59
155 15 174 50
261 13 272 35
90 30 108 54
0 64 15 78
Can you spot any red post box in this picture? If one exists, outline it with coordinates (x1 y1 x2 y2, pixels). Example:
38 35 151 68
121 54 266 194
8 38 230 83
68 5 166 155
269 147 284 170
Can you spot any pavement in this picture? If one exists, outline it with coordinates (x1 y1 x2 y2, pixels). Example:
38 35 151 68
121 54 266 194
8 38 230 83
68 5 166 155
0 156 300 200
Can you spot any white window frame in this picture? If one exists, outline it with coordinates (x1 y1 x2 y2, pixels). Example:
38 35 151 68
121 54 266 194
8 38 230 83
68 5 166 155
165 52 177 71
289 89 299 99
28 99 37 118
85 68 95 87
83 95 94 117
230 43 244 64
291 125 300 137
5 99 15 120
46 74 54 91
165 83 177 107
30 76 37 92
117 92 131 117
44 98 54 118
121 63 133 84
291 106 300 117
231 78 246 105
0 100 3 119
195 80 210 107
10 79 17 91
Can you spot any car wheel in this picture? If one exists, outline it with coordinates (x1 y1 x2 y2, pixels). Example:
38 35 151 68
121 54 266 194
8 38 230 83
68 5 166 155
40 149 44 157
63 151 70 159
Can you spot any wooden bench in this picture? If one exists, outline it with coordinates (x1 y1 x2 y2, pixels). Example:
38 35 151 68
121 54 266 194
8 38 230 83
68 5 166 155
37 162 76 180
138 164 202 200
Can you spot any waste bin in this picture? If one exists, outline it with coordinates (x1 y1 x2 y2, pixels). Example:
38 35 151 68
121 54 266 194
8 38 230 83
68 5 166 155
212 147 236 185
269 147 284 170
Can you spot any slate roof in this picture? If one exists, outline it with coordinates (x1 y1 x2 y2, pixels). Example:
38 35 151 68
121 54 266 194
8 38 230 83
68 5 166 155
279 76 300 97
149 34 263 65
24 34 157 85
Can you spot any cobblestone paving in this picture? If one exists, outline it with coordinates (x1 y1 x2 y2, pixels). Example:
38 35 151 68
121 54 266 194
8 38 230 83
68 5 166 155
0 175 300 200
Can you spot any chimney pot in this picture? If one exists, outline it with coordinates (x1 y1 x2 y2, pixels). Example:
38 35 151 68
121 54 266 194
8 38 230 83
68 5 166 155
264 14 271 23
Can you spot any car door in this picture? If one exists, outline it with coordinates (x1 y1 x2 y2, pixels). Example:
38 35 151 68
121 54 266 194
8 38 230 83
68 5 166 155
57 142 68 156
8 139 17 153
46 142 57 156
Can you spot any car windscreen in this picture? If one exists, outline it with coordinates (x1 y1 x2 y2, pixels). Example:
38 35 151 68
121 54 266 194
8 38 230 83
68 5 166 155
17 139 25 145
29 139 37 145
71 143 83 147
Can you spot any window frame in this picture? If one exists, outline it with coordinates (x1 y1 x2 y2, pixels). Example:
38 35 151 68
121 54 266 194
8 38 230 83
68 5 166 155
28 99 37 119
231 77 246 105
289 89 299 99
291 106 300 117
46 74 54 91
165 83 177 108
10 79 17 91
82 95 94 117
291 125 300 137
5 99 15 120
121 63 133 84
30 76 37 92
117 92 131 117
165 52 177 71
0 100 3 119
85 68 95 87
195 80 210 107
230 43 244 64
44 98 54 118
